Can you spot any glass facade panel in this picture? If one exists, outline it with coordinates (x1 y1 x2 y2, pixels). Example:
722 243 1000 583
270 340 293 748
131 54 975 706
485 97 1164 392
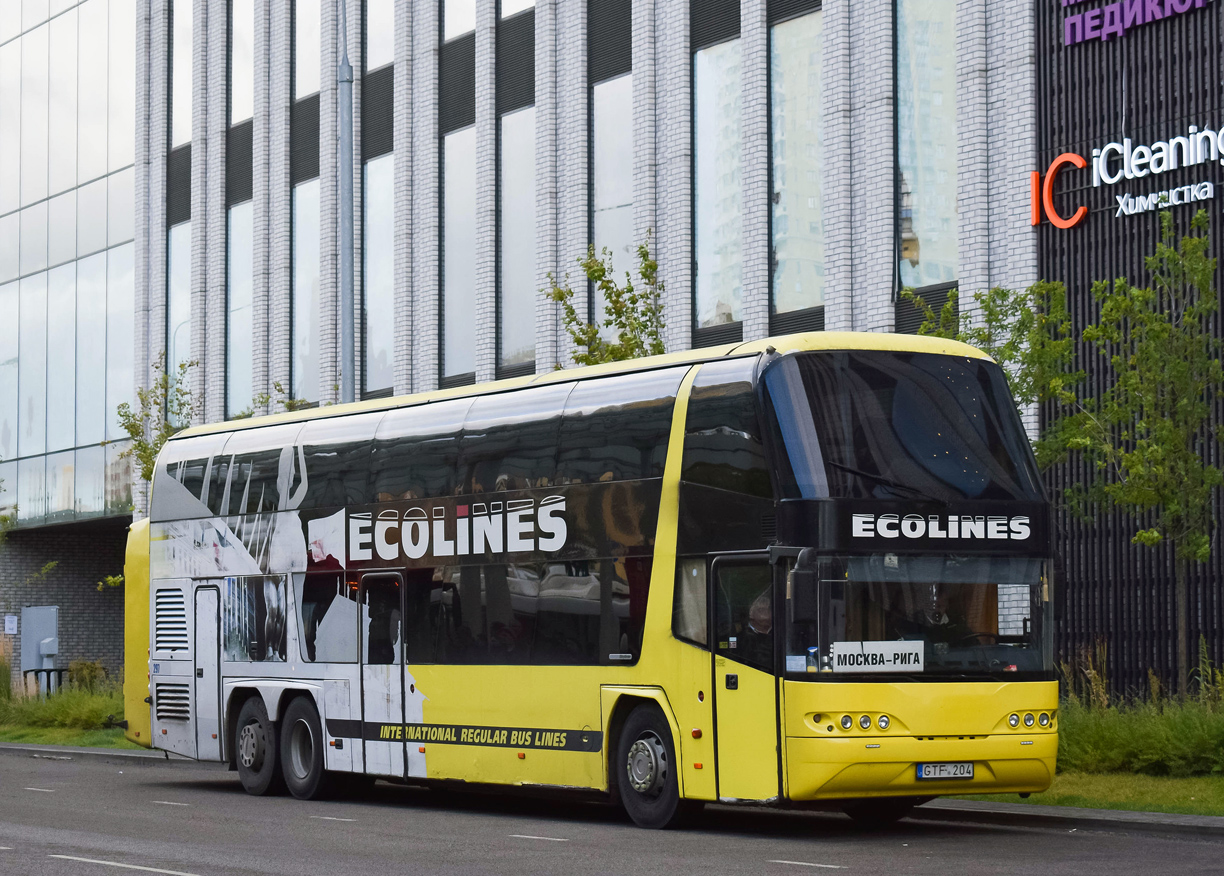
74 442 105 514
106 242 133 440
21 21 49 206
0 41 20 214
104 439 132 514
498 106 535 370
292 178 321 401
896 0 957 289
0 282 17 461
45 263 75 451
230 0 255 124
17 454 46 523
442 126 476 379
79 0 109 179
167 222 192 377
444 0 475 40
19 201 47 275
47 191 75 267
75 251 105 445
501 0 533 17
365 0 393 70
0 460 15 517
171 0 192 147
24 0 49 28
363 155 393 393
77 174 107 257
46 449 75 519
48 7 77 197
771 10 823 314
693 38 742 328
108 166 134 245
592 73 633 333
108 0 134 170
18 272 47 457
295 0 321 99
227 201 254 415
0 213 16 282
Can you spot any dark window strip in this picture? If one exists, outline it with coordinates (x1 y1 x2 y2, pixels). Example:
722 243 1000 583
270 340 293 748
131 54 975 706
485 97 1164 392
770 305 824 335
692 321 743 348
227 119 254 206
766 0 819 26
440 31 476 133
894 283 957 335
588 0 631 84
496 361 536 381
291 93 321 183
691 0 741 52
362 65 394 160
439 371 477 389
166 143 192 226
497 7 535 114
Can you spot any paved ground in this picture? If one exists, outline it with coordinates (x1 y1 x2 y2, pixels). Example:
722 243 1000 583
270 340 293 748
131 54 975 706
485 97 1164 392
0 750 1221 876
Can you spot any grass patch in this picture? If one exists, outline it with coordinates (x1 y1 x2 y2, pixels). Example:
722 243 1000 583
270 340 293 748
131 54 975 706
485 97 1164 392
0 683 125 730
1058 698 1224 777
0 726 144 749
967 771 1224 818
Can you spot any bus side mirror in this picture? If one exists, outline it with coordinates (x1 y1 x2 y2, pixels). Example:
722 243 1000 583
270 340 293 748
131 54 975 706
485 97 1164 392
788 568 818 623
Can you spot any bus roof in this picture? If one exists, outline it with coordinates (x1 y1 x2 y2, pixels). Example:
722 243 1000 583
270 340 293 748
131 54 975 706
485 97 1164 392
172 330 990 440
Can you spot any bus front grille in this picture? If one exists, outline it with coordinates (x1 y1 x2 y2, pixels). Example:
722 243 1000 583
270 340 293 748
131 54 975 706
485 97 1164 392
155 683 191 721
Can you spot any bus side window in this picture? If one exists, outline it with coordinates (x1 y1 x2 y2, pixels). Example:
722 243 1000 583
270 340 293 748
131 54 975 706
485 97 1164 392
682 360 771 498
673 559 708 646
362 574 402 665
295 572 359 663
403 569 440 664
713 562 773 671
222 575 288 662
459 384 571 493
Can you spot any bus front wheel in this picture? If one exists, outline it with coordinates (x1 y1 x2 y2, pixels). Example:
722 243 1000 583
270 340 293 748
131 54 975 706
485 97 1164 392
280 696 338 800
235 697 285 796
616 705 694 829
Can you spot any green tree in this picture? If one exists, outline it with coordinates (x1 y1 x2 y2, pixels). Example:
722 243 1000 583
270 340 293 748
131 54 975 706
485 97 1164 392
548 232 666 367
115 353 199 483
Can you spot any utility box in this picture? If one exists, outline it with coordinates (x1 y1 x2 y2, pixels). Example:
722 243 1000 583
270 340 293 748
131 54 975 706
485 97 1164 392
20 606 58 673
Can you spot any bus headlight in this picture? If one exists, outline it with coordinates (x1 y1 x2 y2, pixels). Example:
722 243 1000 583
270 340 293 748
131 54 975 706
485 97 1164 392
859 715 871 730
1024 713 1035 727
841 715 853 730
877 715 890 730
1038 712 1050 727
1008 713 1020 728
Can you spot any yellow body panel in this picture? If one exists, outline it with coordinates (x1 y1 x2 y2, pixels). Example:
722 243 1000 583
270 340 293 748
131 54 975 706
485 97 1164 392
714 658 780 801
123 519 152 748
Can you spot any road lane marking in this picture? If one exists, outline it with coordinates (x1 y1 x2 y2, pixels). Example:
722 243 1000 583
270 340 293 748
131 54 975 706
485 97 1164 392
0 846 12 850
24 787 54 792
768 861 845 869
309 815 356 822
152 801 190 807
47 855 202 876
508 834 569 842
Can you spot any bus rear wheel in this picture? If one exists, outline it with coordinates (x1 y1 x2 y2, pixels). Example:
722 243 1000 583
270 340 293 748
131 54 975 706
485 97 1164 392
280 696 338 800
616 705 694 829
235 697 285 796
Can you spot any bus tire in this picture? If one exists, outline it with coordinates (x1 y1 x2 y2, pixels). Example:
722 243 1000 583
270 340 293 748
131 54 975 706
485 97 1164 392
616 705 689 829
279 696 338 800
841 796 920 827
235 697 285 796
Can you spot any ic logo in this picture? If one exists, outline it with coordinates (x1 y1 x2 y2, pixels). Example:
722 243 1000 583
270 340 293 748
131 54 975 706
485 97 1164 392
1030 152 1087 229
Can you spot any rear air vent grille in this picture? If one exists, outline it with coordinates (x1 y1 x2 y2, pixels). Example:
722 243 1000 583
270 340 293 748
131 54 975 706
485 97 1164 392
154 589 189 652
155 683 191 721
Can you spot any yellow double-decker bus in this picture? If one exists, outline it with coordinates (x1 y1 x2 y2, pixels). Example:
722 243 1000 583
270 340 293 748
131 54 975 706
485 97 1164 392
124 332 1057 828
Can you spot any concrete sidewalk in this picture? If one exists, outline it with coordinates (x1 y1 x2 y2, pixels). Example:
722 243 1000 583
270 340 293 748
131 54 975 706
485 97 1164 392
917 797 1224 837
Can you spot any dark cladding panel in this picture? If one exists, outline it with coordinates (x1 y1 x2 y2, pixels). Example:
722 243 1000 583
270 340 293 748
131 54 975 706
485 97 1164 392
588 0 631 84
362 65 394 160
166 144 192 226
691 0 741 51
290 93 320 182
766 0 820 27
227 119 254 205
440 31 476 133
497 7 535 114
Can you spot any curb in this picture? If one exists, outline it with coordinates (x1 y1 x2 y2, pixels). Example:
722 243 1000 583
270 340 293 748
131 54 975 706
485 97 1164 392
914 798 1224 838
0 741 225 770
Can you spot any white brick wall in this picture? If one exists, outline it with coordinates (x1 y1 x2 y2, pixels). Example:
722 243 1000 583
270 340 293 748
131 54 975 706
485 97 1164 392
474 0 498 383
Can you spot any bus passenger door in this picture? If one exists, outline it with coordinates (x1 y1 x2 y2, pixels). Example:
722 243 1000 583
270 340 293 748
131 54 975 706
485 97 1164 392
193 585 222 761
710 557 780 803
360 573 405 777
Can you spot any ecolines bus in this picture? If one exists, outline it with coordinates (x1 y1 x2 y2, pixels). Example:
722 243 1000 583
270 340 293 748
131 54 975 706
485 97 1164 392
123 332 1057 828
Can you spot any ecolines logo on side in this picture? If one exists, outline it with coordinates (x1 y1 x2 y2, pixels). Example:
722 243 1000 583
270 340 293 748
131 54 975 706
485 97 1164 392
851 513 1031 541
347 497 568 563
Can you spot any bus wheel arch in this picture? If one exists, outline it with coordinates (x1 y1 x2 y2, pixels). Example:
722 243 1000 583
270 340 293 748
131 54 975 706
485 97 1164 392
603 691 687 799
612 701 699 829
225 687 264 771
233 695 286 796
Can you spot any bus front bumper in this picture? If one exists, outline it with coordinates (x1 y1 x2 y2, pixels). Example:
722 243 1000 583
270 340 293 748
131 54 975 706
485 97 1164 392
786 732 1057 801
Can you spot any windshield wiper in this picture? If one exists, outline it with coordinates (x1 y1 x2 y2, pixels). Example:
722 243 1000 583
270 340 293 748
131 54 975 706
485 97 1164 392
826 461 945 504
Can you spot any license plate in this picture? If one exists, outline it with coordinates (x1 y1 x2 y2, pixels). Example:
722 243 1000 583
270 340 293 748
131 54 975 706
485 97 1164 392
916 762 974 780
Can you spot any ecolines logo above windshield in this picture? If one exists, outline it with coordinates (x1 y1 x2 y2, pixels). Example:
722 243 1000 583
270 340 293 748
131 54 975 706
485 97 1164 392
852 513 1031 541
347 497 568 563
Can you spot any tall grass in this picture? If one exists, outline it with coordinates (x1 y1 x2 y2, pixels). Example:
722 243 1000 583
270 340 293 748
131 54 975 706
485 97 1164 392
0 666 123 731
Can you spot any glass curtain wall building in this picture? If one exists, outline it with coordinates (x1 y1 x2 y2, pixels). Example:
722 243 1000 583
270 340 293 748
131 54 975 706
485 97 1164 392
0 0 136 526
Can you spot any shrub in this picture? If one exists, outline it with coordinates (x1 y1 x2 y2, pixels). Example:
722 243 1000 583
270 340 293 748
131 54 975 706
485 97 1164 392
0 680 123 730
1058 698 1224 777
67 660 107 692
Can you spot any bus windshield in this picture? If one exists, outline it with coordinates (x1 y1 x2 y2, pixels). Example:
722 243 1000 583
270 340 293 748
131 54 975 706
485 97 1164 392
763 350 1044 502
787 554 1052 679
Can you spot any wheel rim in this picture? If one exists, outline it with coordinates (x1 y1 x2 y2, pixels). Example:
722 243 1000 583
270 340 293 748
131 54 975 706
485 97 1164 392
289 718 315 781
238 721 264 770
626 731 668 797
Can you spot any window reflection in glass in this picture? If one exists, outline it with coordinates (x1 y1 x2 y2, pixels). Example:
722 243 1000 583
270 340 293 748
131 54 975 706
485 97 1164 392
17 455 46 523
227 202 253 415
442 126 476 379
295 0 321 99
108 167 134 246
0 214 16 282
501 0 533 17
694 38 742 328
19 272 47 457
498 106 535 370
20 202 47 275
592 74 632 330
0 282 17 461
365 0 394 70
167 221 192 393
48 7 78 197
293 178 321 401
21 22 49 206
0 41 20 214
46 449 75 519
106 242 134 440
444 0 475 41
230 0 255 124
79 0 109 178
75 443 105 515
771 11 823 314
24 0 50 29
77 176 107 256
363 154 394 393
171 0 192 146
897 0 957 289
46 263 75 452
105 438 132 513
109 0 135 170
75 251 106 445
47 191 75 267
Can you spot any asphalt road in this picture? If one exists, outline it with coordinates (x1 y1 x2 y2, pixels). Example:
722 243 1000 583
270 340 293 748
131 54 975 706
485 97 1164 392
0 752 1220 876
